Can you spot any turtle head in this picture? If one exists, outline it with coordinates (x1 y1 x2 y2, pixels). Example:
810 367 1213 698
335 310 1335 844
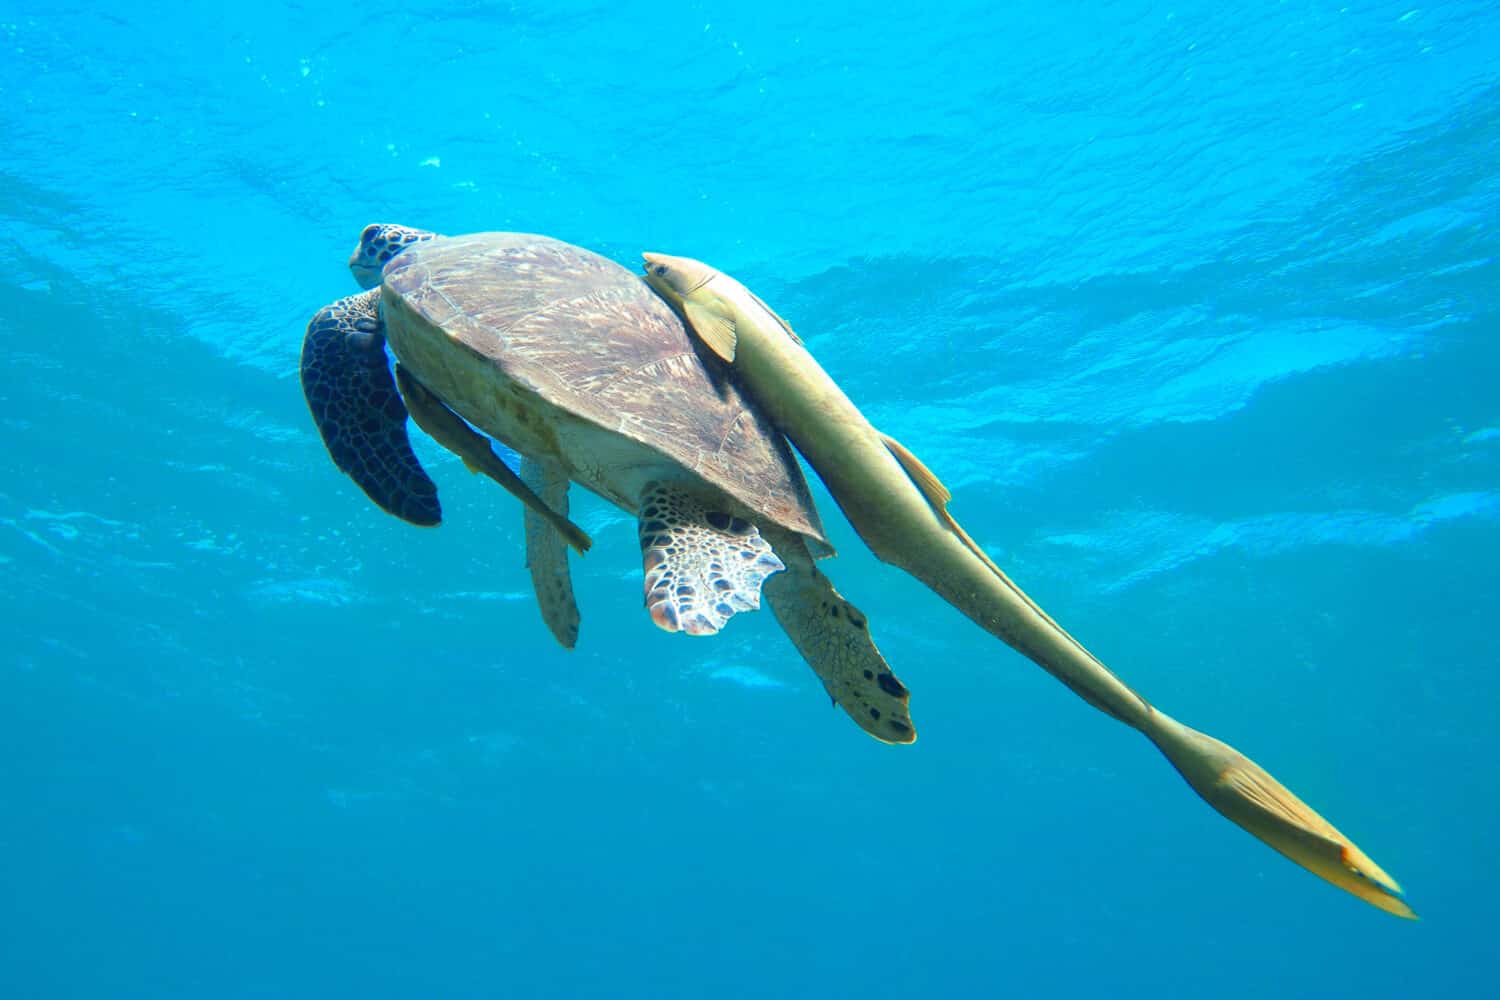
350 224 438 289
641 252 716 302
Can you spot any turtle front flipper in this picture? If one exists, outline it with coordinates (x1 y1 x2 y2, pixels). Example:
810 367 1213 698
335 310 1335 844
300 289 441 526
522 457 582 650
638 483 786 636
393 366 592 555
761 527 916 744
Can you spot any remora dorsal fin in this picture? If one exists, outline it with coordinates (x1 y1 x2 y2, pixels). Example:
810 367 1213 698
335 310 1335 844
881 431 1106 665
683 296 738 363
744 287 803 345
880 431 1008 578
880 431 952 507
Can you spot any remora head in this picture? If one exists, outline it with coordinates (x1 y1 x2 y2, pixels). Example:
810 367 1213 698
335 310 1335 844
641 252 716 303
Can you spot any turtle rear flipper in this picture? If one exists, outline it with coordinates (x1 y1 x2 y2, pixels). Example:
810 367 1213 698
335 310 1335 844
638 483 786 636
522 457 582 650
761 528 916 744
300 289 441 527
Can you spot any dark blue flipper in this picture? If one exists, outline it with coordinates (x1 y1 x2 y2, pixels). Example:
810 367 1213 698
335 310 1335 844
300 289 441 526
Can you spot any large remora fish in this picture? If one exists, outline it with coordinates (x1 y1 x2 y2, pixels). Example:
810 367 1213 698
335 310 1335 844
643 251 1413 919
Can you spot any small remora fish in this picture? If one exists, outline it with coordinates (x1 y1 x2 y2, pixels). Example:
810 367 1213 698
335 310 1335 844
643 251 1414 919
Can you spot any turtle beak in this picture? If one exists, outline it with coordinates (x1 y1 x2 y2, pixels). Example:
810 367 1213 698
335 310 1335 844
350 245 383 290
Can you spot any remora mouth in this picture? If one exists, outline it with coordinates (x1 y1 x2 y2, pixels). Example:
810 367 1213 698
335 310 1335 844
641 255 713 295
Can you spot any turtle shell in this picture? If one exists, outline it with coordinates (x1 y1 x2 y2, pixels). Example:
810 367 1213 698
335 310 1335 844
380 232 829 549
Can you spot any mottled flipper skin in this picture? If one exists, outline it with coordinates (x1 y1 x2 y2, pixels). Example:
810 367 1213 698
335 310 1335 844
522 458 582 649
638 483 786 636
761 526 915 743
300 289 441 526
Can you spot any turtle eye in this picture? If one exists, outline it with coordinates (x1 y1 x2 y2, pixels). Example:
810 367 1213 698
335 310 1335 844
653 265 668 277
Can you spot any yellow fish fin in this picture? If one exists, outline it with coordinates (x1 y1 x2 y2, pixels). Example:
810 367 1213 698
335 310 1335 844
880 431 952 506
744 287 803 345
684 297 738 363
880 430 1014 580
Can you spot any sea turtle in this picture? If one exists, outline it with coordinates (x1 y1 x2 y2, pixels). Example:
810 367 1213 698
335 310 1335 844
644 252 1414 918
301 225 915 743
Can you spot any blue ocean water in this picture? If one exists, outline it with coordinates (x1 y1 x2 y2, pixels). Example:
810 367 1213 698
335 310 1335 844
2 0 1496 995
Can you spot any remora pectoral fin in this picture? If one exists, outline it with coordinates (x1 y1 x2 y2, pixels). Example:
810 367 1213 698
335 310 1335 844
683 298 739 363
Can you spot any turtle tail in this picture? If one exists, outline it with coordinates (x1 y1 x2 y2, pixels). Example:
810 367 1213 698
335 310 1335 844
300 289 441 527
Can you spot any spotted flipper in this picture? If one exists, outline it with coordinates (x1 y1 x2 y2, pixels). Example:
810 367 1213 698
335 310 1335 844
638 482 785 636
395 365 592 554
300 289 440 526
522 458 581 650
760 533 916 744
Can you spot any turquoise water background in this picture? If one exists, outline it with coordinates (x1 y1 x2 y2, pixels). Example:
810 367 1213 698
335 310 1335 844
3 1 1497 996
